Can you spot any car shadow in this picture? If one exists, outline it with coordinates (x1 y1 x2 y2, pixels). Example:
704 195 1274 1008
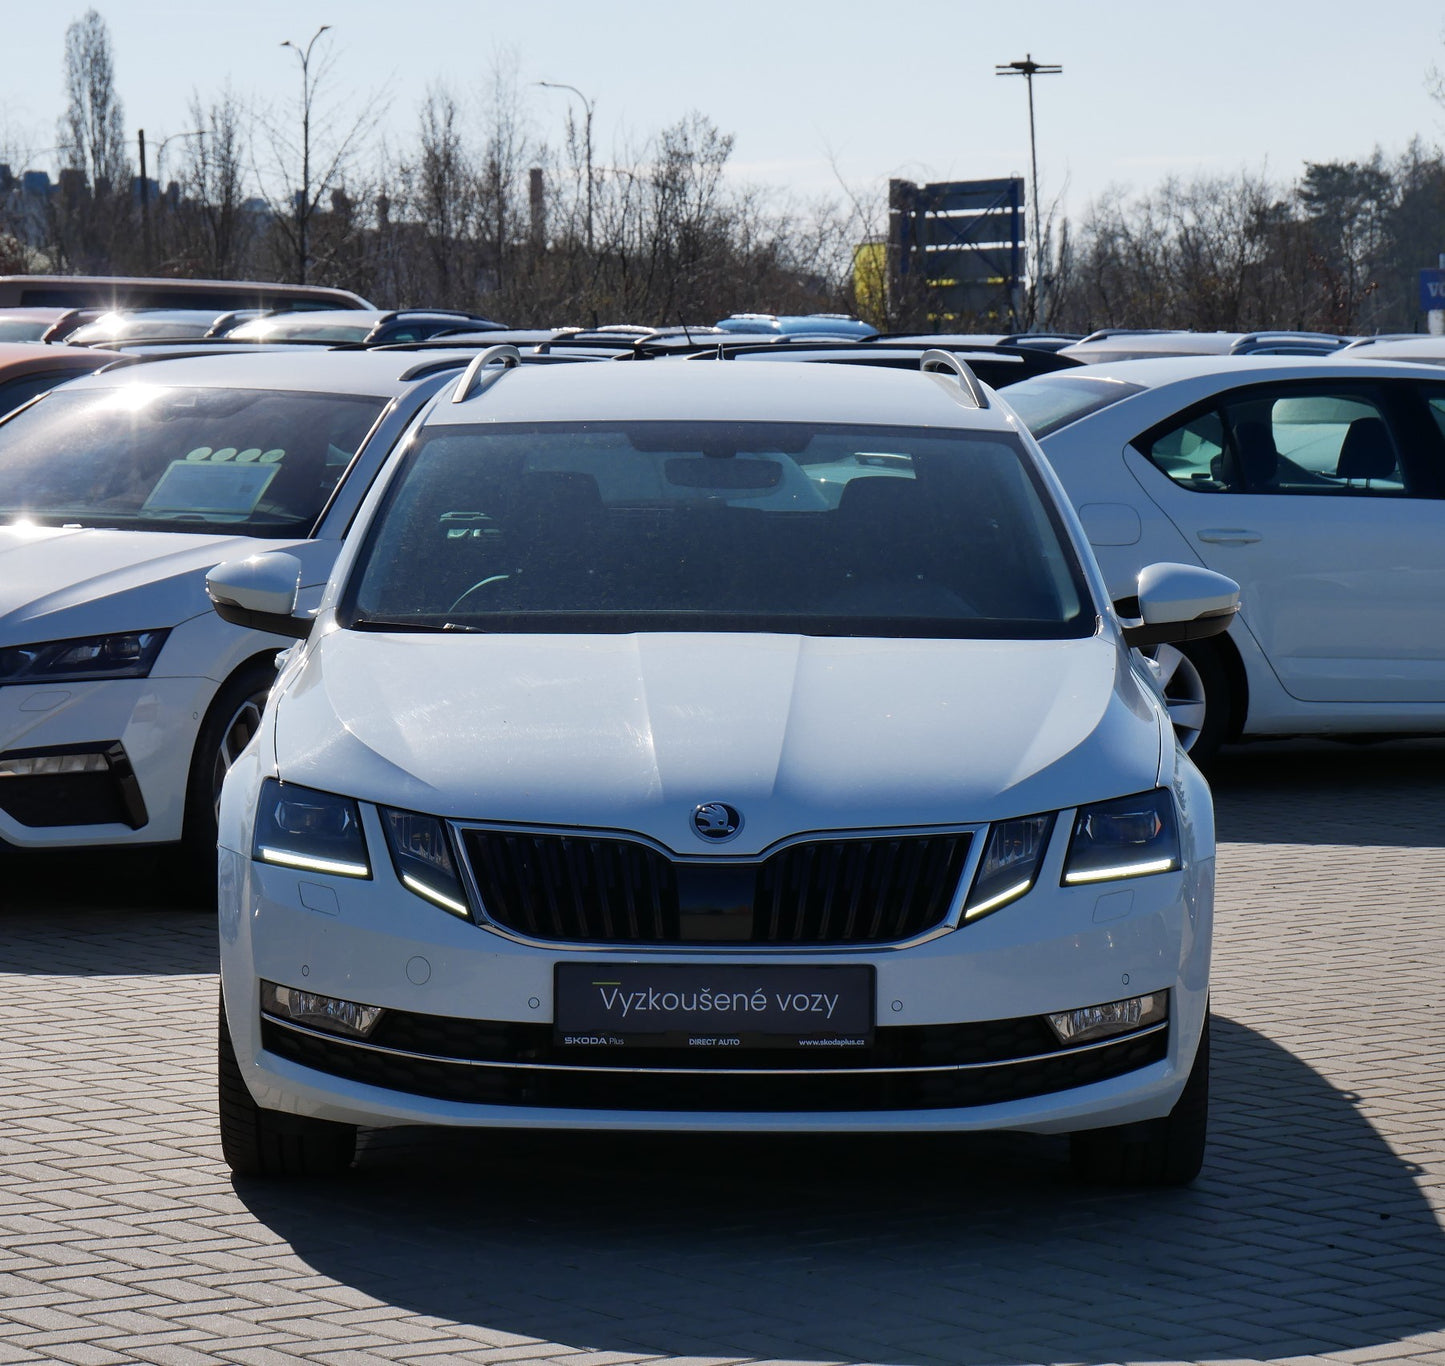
0 849 215 974
233 1015 1444 1365
1210 737 1445 847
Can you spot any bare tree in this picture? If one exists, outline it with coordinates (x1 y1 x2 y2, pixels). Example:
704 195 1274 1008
58 10 128 192
475 56 536 303
54 9 132 271
255 26 383 284
412 85 477 302
173 87 253 277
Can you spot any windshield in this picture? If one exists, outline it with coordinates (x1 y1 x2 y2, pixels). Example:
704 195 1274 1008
230 319 372 344
1003 374 1144 438
346 421 1092 639
0 319 51 342
69 315 214 343
0 385 385 536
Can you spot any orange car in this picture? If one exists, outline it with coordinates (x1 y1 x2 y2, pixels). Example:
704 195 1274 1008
0 341 122 419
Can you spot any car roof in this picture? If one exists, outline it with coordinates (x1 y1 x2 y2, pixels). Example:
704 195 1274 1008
431 355 1011 430
0 341 120 375
0 306 77 322
1333 336 1445 363
49 346 483 396
1036 353 1445 389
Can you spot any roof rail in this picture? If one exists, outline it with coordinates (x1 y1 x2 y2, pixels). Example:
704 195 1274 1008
1338 333 1418 351
920 349 988 407
1076 328 1175 344
451 344 521 402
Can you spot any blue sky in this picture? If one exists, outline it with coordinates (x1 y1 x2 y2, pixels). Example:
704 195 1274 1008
3 0 1444 217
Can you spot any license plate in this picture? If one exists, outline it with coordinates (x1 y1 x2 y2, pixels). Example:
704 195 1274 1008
554 962 875 1049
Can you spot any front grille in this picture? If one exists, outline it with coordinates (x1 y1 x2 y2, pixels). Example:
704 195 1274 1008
0 743 147 829
460 829 971 945
261 1011 1167 1113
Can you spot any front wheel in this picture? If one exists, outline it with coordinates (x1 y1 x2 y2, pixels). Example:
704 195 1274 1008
218 996 356 1178
179 660 276 890
1069 1011 1209 1187
1148 640 1232 765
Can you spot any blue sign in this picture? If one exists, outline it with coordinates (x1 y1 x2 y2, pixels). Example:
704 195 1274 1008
1420 269 1445 311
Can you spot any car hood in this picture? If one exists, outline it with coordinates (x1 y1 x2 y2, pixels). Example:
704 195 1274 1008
0 524 307 643
274 629 1162 854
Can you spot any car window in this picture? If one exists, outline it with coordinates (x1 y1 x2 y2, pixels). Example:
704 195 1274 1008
346 420 1092 640
1144 411 1225 487
1142 389 1408 495
0 371 84 419
1000 374 1144 438
1421 393 1445 443
0 385 385 536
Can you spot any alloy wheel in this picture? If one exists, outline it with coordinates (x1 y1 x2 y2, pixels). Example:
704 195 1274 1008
211 689 269 823
1149 644 1208 752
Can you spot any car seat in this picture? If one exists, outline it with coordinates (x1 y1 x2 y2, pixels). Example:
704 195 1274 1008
1217 421 1280 492
1334 416 1397 487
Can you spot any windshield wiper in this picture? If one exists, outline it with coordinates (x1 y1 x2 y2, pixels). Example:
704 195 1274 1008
350 617 483 633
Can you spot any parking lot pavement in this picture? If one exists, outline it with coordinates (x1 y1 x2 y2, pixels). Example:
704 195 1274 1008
3 744 1445 1366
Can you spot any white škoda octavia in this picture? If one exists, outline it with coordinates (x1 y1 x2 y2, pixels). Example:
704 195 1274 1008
211 350 1238 1184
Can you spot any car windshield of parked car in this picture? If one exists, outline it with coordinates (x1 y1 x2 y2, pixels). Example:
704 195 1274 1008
0 318 50 341
346 420 1092 639
1003 374 1145 438
229 318 373 344
0 384 384 536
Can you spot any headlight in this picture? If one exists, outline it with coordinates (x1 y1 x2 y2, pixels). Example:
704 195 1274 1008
0 630 169 685
380 807 470 919
1062 788 1180 885
252 779 370 878
963 813 1055 920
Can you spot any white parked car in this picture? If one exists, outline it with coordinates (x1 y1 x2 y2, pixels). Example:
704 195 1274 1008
213 353 1237 1185
1004 355 1445 758
0 349 481 869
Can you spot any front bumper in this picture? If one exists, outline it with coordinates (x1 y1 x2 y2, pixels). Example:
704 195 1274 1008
218 806 1214 1134
0 675 215 847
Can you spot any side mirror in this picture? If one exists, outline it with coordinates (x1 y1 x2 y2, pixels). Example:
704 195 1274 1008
1114 563 1239 648
206 553 312 640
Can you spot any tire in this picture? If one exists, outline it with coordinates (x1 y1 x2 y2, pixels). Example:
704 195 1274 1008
1148 640 1232 767
218 996 356 1178
1069 1011 1209 1187
179 659 276 892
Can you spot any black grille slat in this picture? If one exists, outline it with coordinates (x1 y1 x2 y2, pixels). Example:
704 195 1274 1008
840 843 869 942
865 841 899 940
462 829 971 946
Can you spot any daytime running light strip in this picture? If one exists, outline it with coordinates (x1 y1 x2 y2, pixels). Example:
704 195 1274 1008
1063 857 1177 886
401 872 471 918
257 846 371 878
963 878 1033 920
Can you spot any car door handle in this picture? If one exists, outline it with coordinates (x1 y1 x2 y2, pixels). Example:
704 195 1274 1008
1197 528 1261 545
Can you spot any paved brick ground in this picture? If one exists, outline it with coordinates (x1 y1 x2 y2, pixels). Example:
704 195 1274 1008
3 741 1445 1365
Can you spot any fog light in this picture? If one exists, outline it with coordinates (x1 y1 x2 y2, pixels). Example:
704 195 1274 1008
1045 991 1167 1045
260 980 383 1039
0 751 110 777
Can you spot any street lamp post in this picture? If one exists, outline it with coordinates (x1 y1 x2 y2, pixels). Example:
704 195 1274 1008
155 129 204 203
281 24 332 284
537 80 595 253
137 127 203 272
995 54 1062 327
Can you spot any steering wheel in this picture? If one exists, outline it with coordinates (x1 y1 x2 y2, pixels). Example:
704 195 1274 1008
447 574 512 614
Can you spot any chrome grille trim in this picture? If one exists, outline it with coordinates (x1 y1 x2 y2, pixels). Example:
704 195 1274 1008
262 1013 1168 1076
